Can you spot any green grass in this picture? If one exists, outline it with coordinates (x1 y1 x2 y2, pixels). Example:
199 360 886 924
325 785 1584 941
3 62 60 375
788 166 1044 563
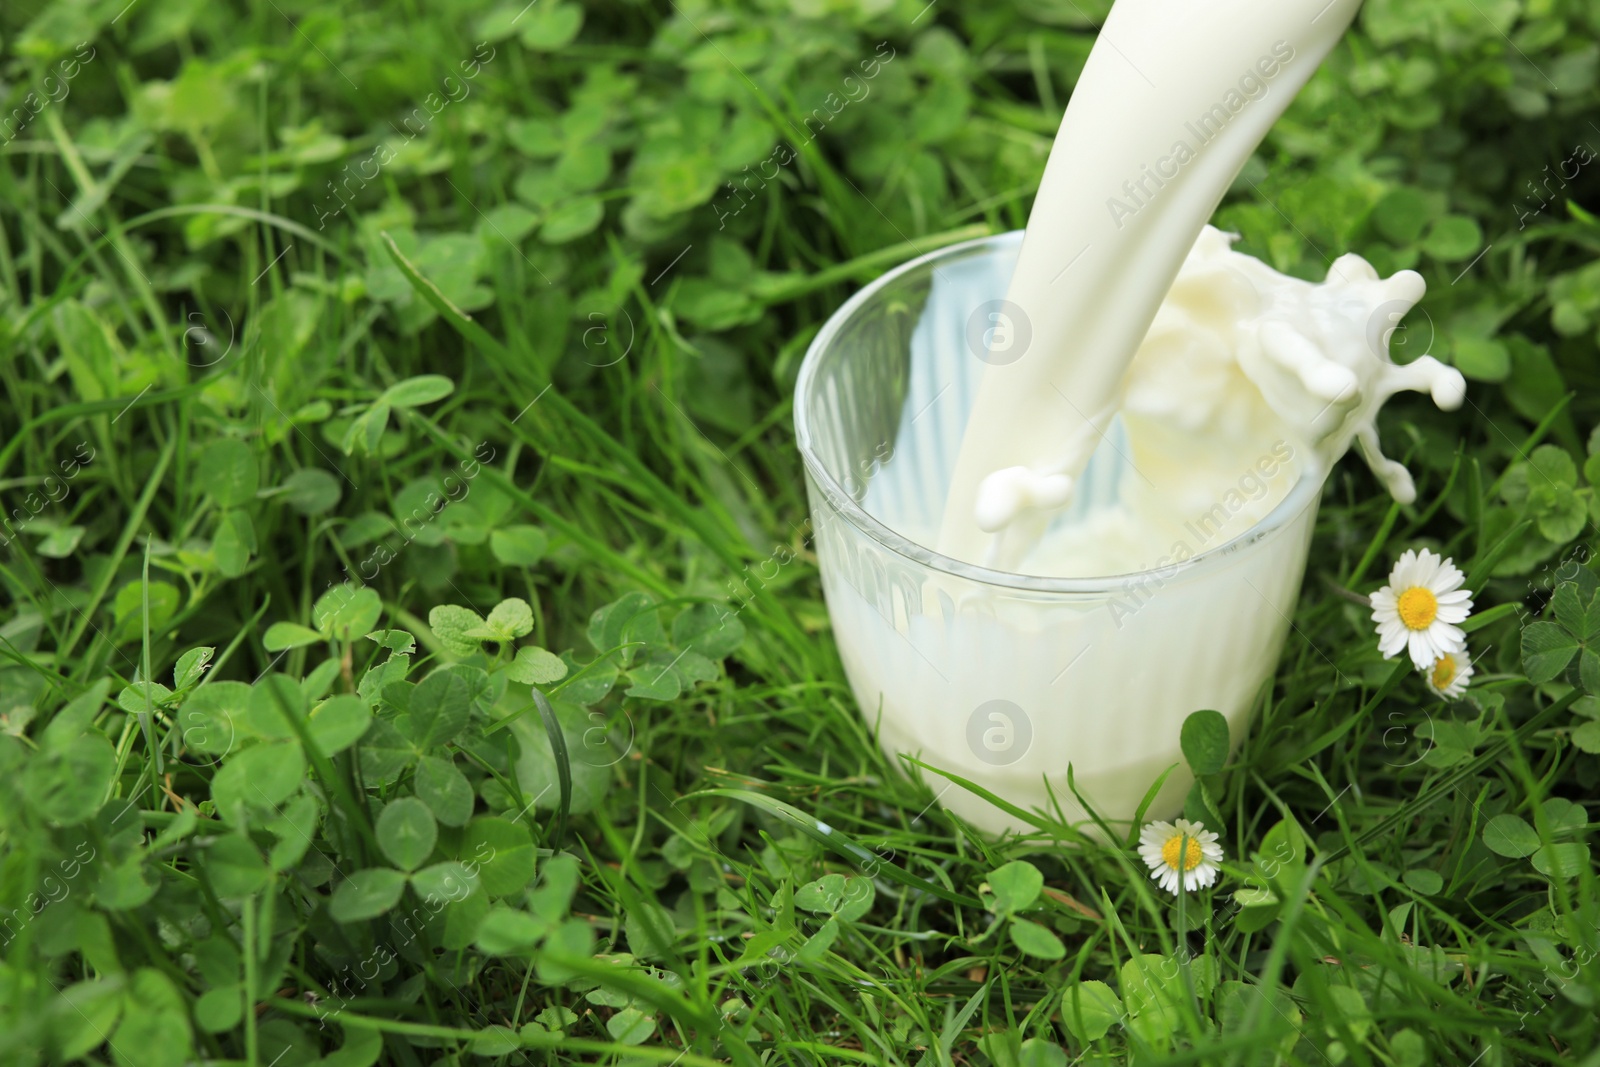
2 0 1600 1065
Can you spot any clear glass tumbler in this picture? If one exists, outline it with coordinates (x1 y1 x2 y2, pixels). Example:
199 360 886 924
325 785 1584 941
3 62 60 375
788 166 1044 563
794 232 1322 836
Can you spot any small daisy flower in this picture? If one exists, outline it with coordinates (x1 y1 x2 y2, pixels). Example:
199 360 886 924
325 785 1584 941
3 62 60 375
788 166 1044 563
1370 548 1473 670
1423 647 1474 700
1138 818 1224 895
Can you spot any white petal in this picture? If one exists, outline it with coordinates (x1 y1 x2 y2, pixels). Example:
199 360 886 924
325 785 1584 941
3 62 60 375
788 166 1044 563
1398 552 1436 587
1432 561 1465 591
1377 619 1408 641
1407 630 1440 670
1388 550 1418 583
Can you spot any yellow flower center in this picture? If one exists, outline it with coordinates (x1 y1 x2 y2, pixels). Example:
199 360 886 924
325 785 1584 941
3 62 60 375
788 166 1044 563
1161 834 1204 872
1397 587 1439 630
1431 655 1458 689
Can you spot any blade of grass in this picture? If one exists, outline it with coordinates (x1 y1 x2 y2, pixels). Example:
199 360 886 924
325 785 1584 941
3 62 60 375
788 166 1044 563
533 687 571 852
690 788 983 908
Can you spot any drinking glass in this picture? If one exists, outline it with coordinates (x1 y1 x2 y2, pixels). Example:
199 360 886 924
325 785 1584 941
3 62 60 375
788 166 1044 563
793 232 1321 835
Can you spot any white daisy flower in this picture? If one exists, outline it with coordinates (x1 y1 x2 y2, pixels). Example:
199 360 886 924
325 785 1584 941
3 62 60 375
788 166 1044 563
1370 548 1473 670
1423 647 1474 700
1138 819 1224 895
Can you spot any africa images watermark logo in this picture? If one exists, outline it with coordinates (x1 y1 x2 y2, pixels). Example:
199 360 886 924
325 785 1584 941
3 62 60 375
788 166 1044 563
965 300 1033 366
1105 40 1296 230
966 700 1032 766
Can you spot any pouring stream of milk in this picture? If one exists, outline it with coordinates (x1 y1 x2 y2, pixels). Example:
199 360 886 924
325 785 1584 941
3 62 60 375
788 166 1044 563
934 0 1466 573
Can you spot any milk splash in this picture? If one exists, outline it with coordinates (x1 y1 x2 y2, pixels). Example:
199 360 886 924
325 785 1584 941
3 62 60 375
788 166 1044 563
936 0 1463 576
983 226 1466 579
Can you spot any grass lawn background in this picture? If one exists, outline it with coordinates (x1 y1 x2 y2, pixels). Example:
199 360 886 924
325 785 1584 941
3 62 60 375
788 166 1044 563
2 0 1599 1064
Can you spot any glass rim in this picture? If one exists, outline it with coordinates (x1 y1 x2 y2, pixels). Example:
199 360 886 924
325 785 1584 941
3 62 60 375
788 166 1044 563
792 229 1324 595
